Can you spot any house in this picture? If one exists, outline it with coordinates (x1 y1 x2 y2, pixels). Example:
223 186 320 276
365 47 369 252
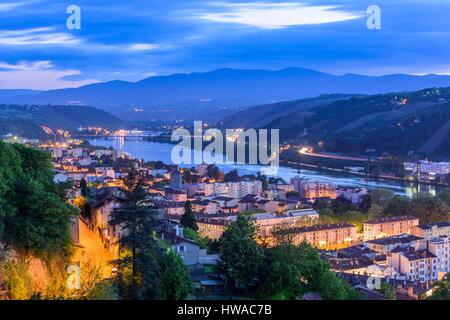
211 196 237 208
255 199 280 213
91 194 124 250
158 201 185 216
161 222 218 266
165 187 188 202
192 199 218 215
238 194 263 212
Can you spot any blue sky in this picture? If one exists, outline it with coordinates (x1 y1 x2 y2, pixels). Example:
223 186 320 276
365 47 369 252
0 0 449 89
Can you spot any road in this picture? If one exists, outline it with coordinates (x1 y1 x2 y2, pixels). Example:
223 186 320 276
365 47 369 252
297 147 372 162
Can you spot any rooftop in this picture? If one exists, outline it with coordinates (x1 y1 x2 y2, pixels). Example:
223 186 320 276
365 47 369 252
417 221 450 230
365 234 422 246
365 215 418 225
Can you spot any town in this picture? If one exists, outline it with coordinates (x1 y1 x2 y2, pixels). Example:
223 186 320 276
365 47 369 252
2 130 449 301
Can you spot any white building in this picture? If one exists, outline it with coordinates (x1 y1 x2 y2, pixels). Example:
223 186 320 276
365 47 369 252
388 248 438 283
419 160 450 175
388 236 450 284
336 187 368 204
404 160 450 176
204 180 263 199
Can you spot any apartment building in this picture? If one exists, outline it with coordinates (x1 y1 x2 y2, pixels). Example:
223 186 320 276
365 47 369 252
423 237 450 280
411 221 450 239
387 236 450 283
197 209 319 241
363 216 419 241
301 182 337 200
287 223 357 249
203 180 263 199
388 248 438 283
364 234 422 255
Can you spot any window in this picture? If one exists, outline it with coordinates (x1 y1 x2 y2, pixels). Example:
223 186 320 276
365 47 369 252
178 245 186 252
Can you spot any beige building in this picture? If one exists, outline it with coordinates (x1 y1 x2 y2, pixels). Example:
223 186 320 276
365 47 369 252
363 216 419 241
388 248 438 283
287 223 357 249
198 220 227 240
197 209 319 241
302 182 337 199
411 222 450 239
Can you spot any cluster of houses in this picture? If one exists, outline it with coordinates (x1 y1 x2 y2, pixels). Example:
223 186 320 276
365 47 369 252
25 138 450 299
323 217 450 299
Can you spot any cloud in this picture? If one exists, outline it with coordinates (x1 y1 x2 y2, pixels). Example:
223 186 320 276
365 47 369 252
0 61 98 90
128 43 164 51
0 60 53 71
0 1 34 12
0 27 81 46
198 2 362 29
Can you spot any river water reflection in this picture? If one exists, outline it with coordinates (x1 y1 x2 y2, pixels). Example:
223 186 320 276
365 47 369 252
88 138 440 197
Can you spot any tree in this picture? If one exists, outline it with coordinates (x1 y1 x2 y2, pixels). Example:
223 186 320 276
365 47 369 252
379 283 396 300
109 184 165 300
445 174 450 186
0 142 74 257
80 178 89 198
318 208 336 224
161 249 192 300
383 195 410 217
224 169 240 182
258 242 358 300
438 188 450 206
286 191 302 199
339 211 367 233
428 274 450 300
207 165 224 181
271 224 297 246
408 195 450 223
258 244 305 299
331 197 354 215
218 214 263 293
370 189 394 208
358 194 372 213
367 204 383 220
313 198 331 211
180 201 198 231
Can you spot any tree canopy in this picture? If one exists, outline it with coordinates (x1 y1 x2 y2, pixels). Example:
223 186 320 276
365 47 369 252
217 214 264 293
0 142 74 257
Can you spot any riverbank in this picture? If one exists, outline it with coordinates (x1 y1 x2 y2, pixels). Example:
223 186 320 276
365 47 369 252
89 138 444 195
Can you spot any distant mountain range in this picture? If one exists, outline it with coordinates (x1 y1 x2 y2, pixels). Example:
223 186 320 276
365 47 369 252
0 105 124 138
3 68 450 122
220 88 450 158
0 89 43 100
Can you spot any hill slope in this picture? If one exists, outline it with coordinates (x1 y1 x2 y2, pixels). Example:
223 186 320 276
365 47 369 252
0 104 125 138
220 88 450 159
4 68 450 121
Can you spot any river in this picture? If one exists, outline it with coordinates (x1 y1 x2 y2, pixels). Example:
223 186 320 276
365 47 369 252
88 137 439 197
